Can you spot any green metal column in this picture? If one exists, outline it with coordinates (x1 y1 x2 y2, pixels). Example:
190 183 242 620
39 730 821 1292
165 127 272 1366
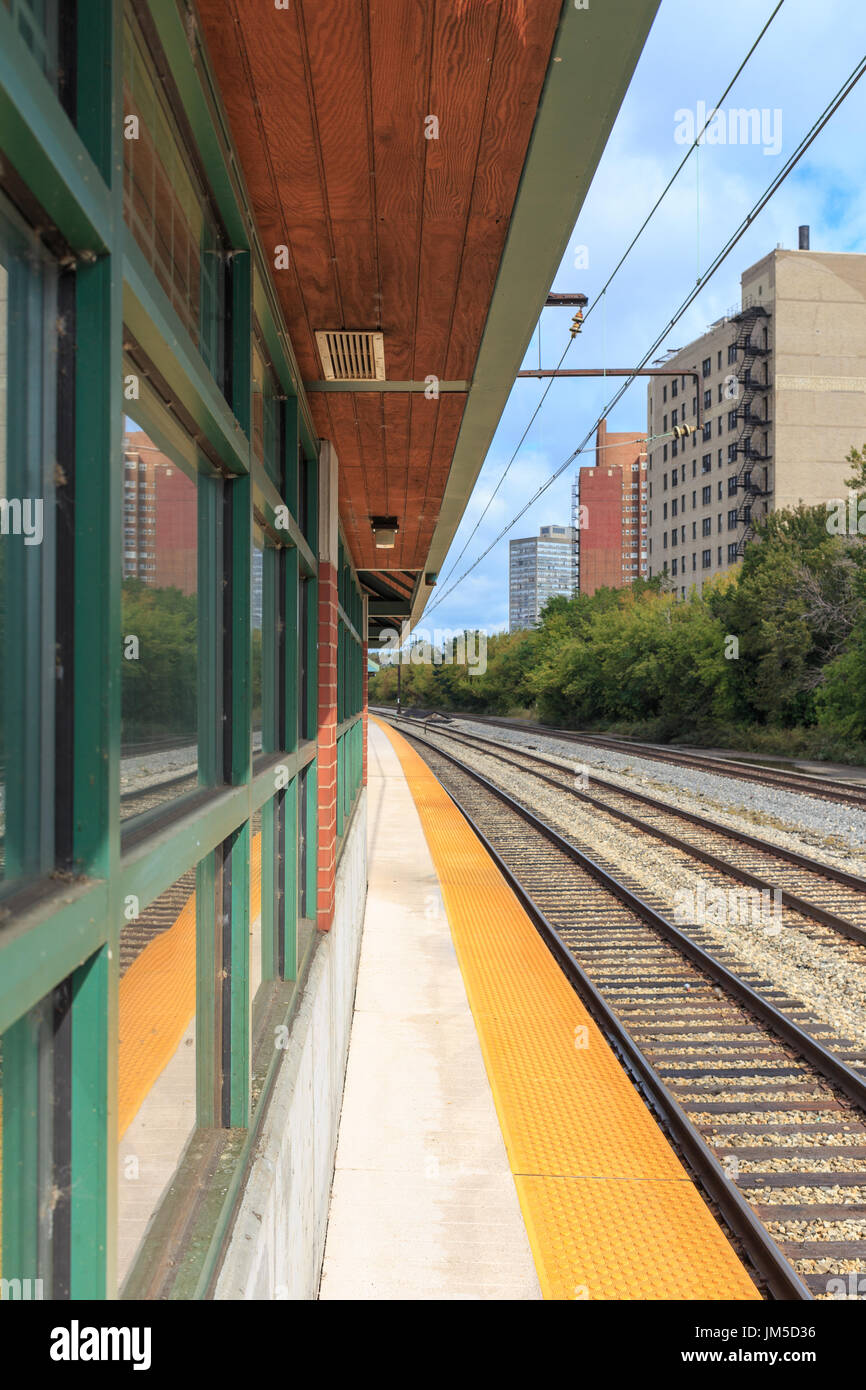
285 548 299 753
284 778 298 981
69 0 122 1301
70 948 111 1297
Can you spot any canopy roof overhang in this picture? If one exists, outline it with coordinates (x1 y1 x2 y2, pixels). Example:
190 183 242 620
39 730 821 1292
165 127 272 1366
195 0 659 642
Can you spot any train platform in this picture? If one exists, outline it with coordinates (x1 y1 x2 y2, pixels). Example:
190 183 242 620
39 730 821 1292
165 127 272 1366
318 719 541 1300
319 719 762 1301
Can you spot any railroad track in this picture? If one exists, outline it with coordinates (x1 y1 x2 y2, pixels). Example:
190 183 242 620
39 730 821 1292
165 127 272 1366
390 719 866 1300
397 716 866 952
119 733 263 822
382 707 866 808
121 733 198 757
120 769 199 821
1 769 200 860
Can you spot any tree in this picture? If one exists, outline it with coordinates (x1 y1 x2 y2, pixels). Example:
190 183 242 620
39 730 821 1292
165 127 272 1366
122 580 198 741
708 505 854 726
814 443 866 739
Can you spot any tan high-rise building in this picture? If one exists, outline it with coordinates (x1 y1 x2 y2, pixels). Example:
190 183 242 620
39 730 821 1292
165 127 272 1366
646 234 866 597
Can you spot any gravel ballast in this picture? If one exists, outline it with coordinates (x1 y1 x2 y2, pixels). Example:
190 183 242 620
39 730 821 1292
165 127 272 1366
449 718 866 874
415 722 866 1047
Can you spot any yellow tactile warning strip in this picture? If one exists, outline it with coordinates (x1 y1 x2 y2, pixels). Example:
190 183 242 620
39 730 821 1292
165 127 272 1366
374 718 760 1301
117 833 262 1139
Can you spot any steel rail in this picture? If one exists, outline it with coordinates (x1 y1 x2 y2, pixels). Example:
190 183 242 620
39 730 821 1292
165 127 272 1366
390 709 866 806
404 718 866 949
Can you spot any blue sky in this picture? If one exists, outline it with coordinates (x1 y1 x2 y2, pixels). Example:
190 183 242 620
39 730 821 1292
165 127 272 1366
421 0 866 635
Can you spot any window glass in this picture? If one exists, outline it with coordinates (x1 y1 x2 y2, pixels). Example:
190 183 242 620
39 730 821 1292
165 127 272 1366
118 865 198 1288
0 195 57 889
250 805 263 1013
297 765 315 967
252 336 282 487
122 3 228 392
252 529 263 752
298 575 311 743
1 978 74 1299
3 0 60 90
120 423 198 822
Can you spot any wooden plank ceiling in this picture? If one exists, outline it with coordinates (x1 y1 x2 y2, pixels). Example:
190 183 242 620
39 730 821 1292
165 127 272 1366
196 0 562 595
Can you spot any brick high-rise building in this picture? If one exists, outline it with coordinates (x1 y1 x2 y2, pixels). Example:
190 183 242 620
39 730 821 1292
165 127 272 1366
646 233 866 597
122 430 197 595
574 420 647 596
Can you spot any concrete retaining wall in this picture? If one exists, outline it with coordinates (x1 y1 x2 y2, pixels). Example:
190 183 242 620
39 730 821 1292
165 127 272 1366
214 791 367 1300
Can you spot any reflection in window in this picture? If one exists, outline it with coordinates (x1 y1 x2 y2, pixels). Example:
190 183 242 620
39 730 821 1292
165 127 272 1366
120 424 198 822
251 531 263 748
297 766 314 968
298 575 310 744
252 335 282 486
117 867 197 1287
0 195 57 888
3 0 60 90
122 3 228 392
1 980 73 1298
250 805 262 1021
298 451 309 539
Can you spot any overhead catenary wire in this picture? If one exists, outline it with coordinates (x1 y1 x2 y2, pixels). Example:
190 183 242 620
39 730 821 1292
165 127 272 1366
432 0 788 597
424 50 866 619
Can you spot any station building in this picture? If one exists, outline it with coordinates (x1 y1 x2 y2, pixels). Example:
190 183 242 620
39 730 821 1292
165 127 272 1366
0 0 657 1300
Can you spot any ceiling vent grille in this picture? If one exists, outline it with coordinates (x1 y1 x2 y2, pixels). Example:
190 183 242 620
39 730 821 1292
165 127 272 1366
315 330 385 382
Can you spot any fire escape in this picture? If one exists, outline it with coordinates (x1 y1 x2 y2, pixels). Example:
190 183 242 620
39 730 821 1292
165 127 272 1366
571 471 581 596
730 304 772 556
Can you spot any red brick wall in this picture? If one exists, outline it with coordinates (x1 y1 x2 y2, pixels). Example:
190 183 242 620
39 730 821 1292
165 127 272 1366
123 431 197 595
579 465 623 595
154 464 197 594
316 561 338 932
579 420 647 594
